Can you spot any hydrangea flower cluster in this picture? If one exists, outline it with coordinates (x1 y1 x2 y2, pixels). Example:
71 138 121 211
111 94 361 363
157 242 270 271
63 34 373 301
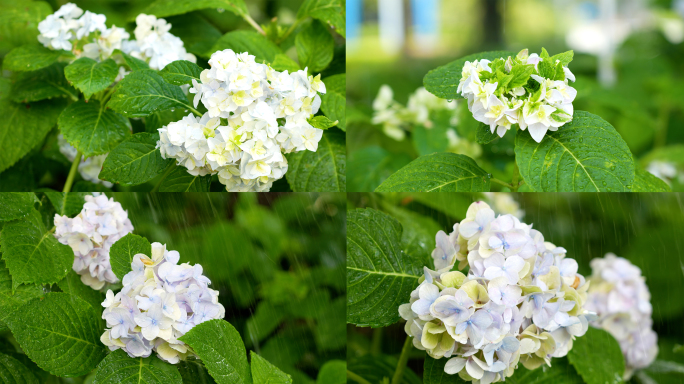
647 160 682 186
483 193 524 220
101 243 225 364
54 194 133 290
58 134 112 187
372 85 482 158
458 49 577 143
37 3 195 70
157 49 327 192
399 201 593 384
585 254 658 378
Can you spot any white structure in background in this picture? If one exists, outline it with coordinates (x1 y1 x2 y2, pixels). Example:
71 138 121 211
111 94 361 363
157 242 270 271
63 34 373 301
378 0 405 55
564 0 684 87
348 0 442 55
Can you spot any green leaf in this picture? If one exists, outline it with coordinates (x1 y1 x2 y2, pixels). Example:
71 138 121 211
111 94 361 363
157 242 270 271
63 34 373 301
549 50 574 67
413 110 451 155
348 354 422 384
178 360 217 384
0 1 52 56
270 54 300 73
107 70 194 118
165 13 223 57
633 168 671 192
2 45 67 72
308 115 338 130
57 270 105 310
375 152 491 192
476 122 499 144
514 111 635 192
0 259 44 326
320 74 345 130
64 58 118 100
640 145 684 167
295 20 334 73
0 193 36 221
0 209 73 291
117 51 149 71
43 191 87 217
347 208 422 327
0 352 39 384
59 100 132 157
250 351 292 384
10 62 77 103
99 132 173 186
145 108 189 133
568 327 625 384
160 60 203 86
92 349 182 384
381 203 441 268
109 233 152 280
423 356 469 383
423 51 515 100
179 319 252 384
347 146 412 192
159 166 212 191
316 360 345 384
285 130 345 192
245 302 285 343
208 31 281 64
313 296 346 351
0 98 66 173
507 358 583 384
507 64 535 90
297 0 346 38
143 0 248 18
7 292 107 377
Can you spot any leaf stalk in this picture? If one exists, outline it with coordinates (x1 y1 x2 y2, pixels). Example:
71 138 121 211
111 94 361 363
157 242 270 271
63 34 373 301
63 151 82 193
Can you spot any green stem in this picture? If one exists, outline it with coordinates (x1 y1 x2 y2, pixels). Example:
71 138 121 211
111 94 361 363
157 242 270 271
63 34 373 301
490 178 514 189
391 336 412 384
243 14 266 35
654 103 671 148
278 20 301 44
63 151 82 193
511 162 520 192
188 106 202 117
347 370 373 384
370 327 383 355
100 86 117 105
151 165 175 192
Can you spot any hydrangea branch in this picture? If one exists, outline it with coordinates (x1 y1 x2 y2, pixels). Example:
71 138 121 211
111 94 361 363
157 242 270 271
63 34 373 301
63 151 82 193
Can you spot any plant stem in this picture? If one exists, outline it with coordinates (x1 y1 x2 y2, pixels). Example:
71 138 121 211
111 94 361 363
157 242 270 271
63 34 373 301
243 14 266 35
188 106 202 117
100 86 117 105
151 165 174 192
63 151 82 193
654 103 671 148
370 327 383 355
391 336 412 384
278 20 301 44
511 161 520 192
347 370 373 384
490 178 513 189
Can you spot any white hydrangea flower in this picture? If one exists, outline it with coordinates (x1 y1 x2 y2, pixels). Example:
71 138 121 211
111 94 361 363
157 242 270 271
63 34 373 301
58 134 113 188
122 14 196 70
100 243 225 364
37 5 193 71
54 195 133 290
458 49 577 143
399 201 593 383
647 160 682 185
585 254 658 378
483 193 524 219
157 49 327 192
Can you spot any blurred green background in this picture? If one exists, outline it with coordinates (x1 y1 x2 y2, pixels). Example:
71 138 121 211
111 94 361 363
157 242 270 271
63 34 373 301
0 192 346 383
347 192 684 383
346 0 684 192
